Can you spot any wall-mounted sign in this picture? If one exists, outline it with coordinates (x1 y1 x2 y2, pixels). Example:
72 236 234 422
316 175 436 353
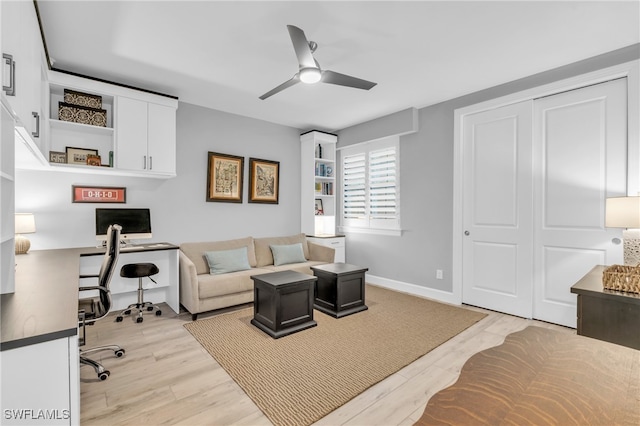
72 186 126 203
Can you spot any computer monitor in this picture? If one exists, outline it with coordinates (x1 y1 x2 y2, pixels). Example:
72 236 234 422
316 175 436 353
95 208 152 243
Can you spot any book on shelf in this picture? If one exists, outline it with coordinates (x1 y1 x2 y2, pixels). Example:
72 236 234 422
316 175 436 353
315 162 327 177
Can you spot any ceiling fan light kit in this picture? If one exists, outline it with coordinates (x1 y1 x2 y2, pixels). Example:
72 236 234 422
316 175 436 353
299 67 322 84
260 25 377 99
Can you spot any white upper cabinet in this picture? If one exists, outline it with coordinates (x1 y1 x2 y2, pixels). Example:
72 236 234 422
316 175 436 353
39 71 178 178
1 0 45 143
116 96 148 171
116 97 176 176
147 102 176 175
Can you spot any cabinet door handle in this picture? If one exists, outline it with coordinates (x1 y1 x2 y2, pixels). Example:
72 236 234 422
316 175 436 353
31 112 40 138
143 155 147 170
149 156 152 170
2 53 15 96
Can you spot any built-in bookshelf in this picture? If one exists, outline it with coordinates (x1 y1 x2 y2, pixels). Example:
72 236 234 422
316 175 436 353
301 131 337 236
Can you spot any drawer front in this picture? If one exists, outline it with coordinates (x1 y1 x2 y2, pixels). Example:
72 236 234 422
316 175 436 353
308 237 345 248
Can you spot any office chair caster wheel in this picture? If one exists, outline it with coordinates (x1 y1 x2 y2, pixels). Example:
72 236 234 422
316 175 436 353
114 349 125 358
98 371 110 381
136 317 143 323
124 309 131 315
155 310 162 316
147 306 154 311
116 316 123 322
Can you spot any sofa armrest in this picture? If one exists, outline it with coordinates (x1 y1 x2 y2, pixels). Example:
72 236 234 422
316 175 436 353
179 250 200 314
308 241 335 263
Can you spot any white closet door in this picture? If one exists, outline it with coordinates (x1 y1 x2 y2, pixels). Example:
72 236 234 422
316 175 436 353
461 101 534 318
532 78 627 327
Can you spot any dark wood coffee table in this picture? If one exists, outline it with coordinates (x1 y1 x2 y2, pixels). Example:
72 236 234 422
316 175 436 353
311 263 369 318
250 270 317 338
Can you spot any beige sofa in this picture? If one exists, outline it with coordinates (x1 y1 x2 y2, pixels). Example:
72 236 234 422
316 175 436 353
179 233 335 320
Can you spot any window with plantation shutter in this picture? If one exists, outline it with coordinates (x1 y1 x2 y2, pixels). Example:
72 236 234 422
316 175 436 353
340 136 400 235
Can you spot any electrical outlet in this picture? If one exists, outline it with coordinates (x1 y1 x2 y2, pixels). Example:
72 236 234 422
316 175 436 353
436 269 443 279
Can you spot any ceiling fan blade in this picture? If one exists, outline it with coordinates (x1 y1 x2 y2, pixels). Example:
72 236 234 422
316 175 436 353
287 25 316 68
322 70 377 90
259 75 300 100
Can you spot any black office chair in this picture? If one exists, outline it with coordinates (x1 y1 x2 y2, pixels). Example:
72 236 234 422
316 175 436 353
78 224 125 381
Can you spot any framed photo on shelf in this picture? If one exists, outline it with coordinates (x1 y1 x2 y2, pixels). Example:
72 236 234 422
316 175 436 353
315 199 324 215
206 152 244 203
49 151 66 164
248 158 279 204
66 147 98 165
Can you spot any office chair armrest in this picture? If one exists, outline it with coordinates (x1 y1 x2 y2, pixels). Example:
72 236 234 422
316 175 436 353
79 285 109 293
79 274 99 279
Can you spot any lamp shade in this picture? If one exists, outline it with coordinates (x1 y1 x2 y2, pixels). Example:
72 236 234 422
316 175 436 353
606 197 640 228
15 213 36 234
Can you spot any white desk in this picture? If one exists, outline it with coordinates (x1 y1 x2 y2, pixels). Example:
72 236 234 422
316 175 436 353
0 243 179 425
79 243 180 313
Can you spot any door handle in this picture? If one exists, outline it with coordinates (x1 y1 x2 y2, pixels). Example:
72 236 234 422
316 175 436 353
149 156 152 170
3 53 15 96
464 230 470 236
143 155 147 170
31 112 40 138
612 237 621 245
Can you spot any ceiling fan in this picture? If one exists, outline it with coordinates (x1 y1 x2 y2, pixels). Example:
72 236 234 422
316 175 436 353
259 25 377 100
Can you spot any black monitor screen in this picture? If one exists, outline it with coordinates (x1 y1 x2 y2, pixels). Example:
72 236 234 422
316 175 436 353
95 208 152 240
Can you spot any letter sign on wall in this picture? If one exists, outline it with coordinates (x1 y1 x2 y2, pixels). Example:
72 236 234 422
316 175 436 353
72 186 126 203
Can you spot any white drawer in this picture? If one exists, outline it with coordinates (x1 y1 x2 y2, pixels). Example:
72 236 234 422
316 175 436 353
307 236 345 248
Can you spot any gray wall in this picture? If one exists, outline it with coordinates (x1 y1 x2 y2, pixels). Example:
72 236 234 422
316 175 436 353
15 103 302 249
338 43 640 293
15 44 640 294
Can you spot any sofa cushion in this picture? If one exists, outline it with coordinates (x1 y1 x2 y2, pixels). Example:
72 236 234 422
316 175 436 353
270 243 307 266
254 233 309 267
262 260 327 275
205 247 252 275
197 268 267 299
181 237 257 275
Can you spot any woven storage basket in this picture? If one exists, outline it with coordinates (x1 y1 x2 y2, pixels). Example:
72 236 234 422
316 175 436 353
602 265 640 294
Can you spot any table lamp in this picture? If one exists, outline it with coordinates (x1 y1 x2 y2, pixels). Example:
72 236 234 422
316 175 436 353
15 213 36 254
605 196 640 265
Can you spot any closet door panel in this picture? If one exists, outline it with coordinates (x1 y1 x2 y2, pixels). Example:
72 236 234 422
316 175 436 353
462 101 533 318
533 78 627 327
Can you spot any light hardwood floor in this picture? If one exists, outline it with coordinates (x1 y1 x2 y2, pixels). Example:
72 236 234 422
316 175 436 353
80 294 573 425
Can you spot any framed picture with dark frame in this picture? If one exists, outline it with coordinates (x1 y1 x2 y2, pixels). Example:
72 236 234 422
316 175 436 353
66 146 98 165
249 158 280 204
315 199 324 215
206 152 244 203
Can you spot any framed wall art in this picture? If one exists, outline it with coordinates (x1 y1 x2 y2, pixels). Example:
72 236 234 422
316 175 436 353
207 152 244 203
49 151 66 164
249 157 279 204
72 185 126 203
66 146 98 165
315 199 324 215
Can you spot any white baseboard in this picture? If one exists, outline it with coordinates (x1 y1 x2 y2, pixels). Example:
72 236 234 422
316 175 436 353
365 274 460 306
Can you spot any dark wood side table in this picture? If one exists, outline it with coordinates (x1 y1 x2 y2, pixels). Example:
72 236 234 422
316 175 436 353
250 270 317 339
311 263 369 318
570 265 640 350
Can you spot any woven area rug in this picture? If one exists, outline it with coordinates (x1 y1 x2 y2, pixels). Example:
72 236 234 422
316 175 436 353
184 285 486 426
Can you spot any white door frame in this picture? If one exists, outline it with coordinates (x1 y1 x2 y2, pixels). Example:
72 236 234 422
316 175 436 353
452 60 640 306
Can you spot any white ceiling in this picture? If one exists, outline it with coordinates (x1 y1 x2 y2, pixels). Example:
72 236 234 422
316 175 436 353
36 1 640 132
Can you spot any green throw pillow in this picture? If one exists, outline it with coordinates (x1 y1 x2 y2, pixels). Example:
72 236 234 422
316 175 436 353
205 247 251 275
270 243 307 266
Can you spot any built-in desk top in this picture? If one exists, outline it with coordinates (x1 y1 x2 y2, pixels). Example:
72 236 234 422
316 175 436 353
1 243 178 351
